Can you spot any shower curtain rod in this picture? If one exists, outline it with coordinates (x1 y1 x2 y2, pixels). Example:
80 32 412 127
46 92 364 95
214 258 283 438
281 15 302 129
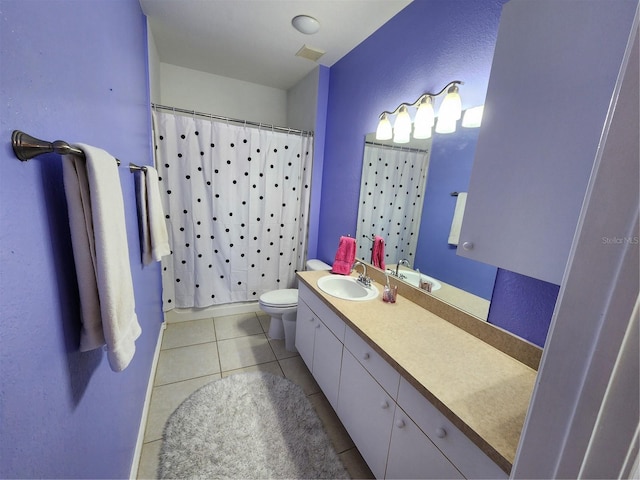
365 140 429 154
151 103 314 137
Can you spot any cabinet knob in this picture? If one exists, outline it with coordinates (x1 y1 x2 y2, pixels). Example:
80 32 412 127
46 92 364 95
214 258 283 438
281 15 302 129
315 322 321 329
362 352 370 360
395 419 405 429
380 400 390 409
436 427 447 438
462 241 474 251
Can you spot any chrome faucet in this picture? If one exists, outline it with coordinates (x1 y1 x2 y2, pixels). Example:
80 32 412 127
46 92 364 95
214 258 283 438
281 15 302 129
395 258 411 278
353 261 372 287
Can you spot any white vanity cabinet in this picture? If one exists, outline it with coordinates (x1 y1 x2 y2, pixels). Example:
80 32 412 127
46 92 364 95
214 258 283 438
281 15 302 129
386 408 464 480
297 280 510 478
458 0 637 285
338 349 397 479
295 284 345 409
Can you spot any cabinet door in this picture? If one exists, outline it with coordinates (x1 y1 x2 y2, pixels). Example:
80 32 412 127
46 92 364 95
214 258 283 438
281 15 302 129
338 350 396 479
458 0 637 284
295 298 316 371
386 409 463 480
312 319 343 409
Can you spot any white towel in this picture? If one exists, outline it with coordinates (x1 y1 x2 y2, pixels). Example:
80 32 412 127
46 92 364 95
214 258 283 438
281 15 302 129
448 192 467 246
136 166 170 265
62 144 141 372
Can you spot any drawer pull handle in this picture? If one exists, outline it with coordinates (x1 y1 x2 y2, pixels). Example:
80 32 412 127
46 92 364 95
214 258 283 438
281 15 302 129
395 419 405 429
380 400 389 409
362 352 370 360
436 427 447 438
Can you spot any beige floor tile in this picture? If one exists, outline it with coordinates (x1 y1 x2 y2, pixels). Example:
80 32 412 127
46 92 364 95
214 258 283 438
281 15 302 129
154 342 220 386
161 319 215 350
308 392 355 454
214 312 263 340
339 447 375 479
221 360 284 378
137 439 162 479
278 355 320 395
267 336 300 360
257 313 270 332
217 333 276 371
144 374 220 442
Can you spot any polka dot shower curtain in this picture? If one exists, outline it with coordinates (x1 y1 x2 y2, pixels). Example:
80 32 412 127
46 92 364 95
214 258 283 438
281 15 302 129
355 143 431 266
153 110 313 310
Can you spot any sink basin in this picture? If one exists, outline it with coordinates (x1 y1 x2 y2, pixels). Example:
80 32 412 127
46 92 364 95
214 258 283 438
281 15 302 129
395 271 442 291
317 275 379 301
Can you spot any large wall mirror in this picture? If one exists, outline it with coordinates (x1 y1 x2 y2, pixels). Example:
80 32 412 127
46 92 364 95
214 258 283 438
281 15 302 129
355 117 498 320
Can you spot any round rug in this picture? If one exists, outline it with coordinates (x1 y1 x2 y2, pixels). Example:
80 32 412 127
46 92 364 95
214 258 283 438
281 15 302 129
158 371 349 479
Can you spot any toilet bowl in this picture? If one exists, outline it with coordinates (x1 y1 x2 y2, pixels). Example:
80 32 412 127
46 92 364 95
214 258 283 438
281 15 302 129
259 259 331 352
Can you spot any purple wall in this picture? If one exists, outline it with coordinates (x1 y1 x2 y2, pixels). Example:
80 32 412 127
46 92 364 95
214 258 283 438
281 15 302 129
318 0 558 345
0 1 163 478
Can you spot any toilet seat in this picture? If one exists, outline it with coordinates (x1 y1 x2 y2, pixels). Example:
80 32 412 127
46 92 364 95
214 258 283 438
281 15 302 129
259 289 298 308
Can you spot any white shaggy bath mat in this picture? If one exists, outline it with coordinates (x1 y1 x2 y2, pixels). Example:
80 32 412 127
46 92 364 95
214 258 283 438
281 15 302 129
158 372 349 479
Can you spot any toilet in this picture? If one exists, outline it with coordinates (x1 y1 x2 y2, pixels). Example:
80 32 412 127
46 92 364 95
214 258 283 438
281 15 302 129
259 259 331 352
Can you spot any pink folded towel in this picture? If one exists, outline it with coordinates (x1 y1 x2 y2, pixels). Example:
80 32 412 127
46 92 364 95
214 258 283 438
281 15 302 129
331 236 356 275
372 235 385 270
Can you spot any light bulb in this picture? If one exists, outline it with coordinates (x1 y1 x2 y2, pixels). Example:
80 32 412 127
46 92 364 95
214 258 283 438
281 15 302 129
413 96 434 140
462 106 484 128
435 116 457 134
375 114 393 140
438 84 462 122
393 106 412 143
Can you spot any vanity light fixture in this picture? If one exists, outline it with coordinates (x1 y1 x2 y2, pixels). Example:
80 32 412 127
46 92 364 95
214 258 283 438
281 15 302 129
375 80 464 142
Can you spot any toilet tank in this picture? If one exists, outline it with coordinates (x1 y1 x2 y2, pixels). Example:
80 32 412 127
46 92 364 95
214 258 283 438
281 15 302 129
306 259 331 271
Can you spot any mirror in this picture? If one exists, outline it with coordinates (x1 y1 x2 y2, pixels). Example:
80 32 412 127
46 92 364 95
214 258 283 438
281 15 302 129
355 122 498 320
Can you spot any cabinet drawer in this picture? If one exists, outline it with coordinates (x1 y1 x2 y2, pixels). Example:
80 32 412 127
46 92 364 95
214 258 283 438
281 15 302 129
344 326 400 399
299 283 346 342
397 378 507 479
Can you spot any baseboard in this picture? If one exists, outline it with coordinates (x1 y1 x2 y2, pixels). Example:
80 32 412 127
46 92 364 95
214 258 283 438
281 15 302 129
164 301 262 323
130 322 166 480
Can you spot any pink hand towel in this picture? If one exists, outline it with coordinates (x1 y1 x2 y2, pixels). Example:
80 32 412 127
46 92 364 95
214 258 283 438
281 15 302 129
372 235 385 270
331 236 356 275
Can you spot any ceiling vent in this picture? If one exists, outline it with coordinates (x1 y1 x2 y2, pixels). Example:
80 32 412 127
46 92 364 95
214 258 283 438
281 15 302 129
295 44 325 62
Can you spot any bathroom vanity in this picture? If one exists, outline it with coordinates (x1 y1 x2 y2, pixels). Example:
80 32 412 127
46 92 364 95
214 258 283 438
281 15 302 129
296 269 540 479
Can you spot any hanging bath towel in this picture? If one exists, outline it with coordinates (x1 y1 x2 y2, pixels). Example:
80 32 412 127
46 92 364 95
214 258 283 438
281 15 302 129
136 166 171 265
372 235 385 270
62 144 141 372
331 236 356 275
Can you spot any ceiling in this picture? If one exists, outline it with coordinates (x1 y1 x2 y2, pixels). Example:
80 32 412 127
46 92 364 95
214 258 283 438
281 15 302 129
139 0 412 91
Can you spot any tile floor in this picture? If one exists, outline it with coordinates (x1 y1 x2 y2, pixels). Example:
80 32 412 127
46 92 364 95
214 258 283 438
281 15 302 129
136 311 374 479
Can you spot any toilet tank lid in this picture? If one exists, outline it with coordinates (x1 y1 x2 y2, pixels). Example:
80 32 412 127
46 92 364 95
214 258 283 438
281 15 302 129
306 259 332 271
260 288 298 306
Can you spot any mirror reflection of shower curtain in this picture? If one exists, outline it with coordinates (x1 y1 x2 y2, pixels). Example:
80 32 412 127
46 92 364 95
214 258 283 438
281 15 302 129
355 143 431 266
153 110 313 310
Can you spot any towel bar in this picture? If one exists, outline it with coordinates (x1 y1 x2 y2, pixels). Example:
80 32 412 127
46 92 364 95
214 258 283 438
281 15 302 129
128 162 146 172
11 130 121 165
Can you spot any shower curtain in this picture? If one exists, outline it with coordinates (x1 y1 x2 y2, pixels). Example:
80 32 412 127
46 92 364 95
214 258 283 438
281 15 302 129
355 143 430 266
153 110 313 310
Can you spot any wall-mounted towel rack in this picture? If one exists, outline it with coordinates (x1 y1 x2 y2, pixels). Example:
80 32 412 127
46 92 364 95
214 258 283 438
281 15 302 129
451 191 459 197
11 130 121 165
128 162 146 172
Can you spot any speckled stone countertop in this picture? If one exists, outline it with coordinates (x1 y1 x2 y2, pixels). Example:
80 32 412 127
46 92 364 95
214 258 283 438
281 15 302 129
297 270 538 474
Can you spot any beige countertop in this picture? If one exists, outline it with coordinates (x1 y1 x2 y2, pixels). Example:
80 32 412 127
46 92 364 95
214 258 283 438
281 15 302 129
298 270 538 474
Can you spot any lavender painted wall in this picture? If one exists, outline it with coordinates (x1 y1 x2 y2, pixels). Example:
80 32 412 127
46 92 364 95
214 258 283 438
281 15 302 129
318 0 558 344
489 269 560 347
0 1 162 478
